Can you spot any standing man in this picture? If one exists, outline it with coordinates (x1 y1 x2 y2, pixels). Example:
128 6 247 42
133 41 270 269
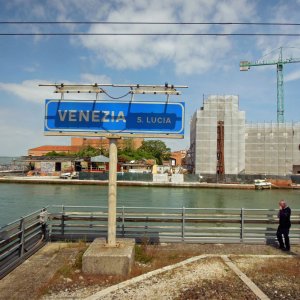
276 200 291 251
39 208 49 239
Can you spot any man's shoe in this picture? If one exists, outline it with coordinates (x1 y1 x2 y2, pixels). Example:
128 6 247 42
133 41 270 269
282 248 290 252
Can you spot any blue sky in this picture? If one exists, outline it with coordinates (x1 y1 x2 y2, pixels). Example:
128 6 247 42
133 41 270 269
1 0 300 156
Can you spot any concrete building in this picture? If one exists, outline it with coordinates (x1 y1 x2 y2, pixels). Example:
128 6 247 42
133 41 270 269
190 95 300 176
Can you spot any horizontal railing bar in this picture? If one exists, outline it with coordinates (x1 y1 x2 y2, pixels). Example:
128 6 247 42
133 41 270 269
0 208 46 230
48 214 300 225
0 242 21 261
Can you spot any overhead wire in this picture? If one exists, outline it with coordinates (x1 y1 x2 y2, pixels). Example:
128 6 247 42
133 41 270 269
0 21 299 36
1 21 300 25
0 33 300 36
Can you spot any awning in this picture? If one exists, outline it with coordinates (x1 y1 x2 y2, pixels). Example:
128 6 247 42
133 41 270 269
90 155 110 163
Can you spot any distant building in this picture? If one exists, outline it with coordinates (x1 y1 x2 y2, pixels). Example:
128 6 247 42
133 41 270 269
170 150 187 166
28 145 82 156
190 95 300 176
23 156 79 175
71 137 143 151
28 137 144 156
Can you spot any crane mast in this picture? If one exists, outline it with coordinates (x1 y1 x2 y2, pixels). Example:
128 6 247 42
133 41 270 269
240 47 300 123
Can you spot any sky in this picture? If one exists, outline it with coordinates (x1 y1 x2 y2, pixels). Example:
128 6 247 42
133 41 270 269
1 0 300 156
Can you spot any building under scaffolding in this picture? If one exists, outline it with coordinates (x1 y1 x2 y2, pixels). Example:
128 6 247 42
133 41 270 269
189 95 300 176
245 122 300 175
190 95 245 175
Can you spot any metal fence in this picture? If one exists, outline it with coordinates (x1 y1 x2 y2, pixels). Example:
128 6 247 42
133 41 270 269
0 209 46 279
1 205 299 279
48 205 300 244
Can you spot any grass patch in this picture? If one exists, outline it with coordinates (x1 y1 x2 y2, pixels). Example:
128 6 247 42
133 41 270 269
135 244 154 264
57 262 73 278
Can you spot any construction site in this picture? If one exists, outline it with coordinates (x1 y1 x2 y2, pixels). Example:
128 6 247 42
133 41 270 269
189 95 300 180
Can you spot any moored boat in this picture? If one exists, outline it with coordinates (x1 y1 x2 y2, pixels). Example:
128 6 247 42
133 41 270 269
254 179 272 190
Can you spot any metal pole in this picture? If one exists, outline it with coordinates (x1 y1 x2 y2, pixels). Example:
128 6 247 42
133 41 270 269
240 208 244 242
108 138 118 246
122 206 125 237
182 206 185 242
61 205 65 238
19 217 25 257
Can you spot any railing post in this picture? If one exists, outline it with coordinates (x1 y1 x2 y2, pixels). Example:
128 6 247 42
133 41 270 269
61 205 65 238
122 206 125 237
240 208 244 242
182 207 185 242
19 217 25 257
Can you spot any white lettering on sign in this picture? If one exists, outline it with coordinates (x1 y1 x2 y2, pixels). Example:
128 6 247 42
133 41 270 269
58 110 126 123
146 117 171 124
69 110 77 122
58 110 67 121
79 111 89 122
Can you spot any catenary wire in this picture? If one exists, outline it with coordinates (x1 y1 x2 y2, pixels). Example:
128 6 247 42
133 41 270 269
101 89 132 99
1 21 300 25
0 33 300 36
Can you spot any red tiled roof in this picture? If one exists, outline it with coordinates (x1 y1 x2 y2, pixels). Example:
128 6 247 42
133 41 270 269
29 145 82 152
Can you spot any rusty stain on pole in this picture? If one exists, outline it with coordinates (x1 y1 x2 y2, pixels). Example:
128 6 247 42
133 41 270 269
108 138 118 246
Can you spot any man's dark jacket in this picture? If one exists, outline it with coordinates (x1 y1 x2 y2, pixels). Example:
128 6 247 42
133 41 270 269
278 206 291 228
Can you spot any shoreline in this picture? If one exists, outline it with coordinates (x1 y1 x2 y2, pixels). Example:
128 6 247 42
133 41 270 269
0 175 299 189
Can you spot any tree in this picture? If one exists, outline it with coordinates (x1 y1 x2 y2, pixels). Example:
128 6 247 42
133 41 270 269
45 151 67 156
76 146 107 158
138 140 171 165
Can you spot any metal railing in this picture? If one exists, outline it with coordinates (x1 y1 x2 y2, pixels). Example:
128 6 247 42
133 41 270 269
48 205 300 244
1 205 299 278
0 209 47 279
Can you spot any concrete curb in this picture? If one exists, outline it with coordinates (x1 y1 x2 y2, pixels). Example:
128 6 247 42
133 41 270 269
222 255 270 300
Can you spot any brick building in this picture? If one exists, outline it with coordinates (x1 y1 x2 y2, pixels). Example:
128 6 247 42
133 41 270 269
28 137 144 156
71 137 144 151
28 145 83 156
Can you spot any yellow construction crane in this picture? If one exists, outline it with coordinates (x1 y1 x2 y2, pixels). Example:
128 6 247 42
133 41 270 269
240 47 300 123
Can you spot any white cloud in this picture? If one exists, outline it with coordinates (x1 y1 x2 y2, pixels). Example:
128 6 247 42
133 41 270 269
23 63 40 73
0 74 112 103
285 70 300 82
2 0 258 75
0 80 53 104
69 0 257 75
255 2 300 61
80 73 111 84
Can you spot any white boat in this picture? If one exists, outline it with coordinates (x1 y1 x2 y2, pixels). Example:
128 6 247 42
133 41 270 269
254 179 272 190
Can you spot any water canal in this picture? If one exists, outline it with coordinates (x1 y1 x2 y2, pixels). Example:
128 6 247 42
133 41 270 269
0 183 300 227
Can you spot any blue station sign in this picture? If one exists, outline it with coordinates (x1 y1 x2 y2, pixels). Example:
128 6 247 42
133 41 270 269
44 99 185 138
